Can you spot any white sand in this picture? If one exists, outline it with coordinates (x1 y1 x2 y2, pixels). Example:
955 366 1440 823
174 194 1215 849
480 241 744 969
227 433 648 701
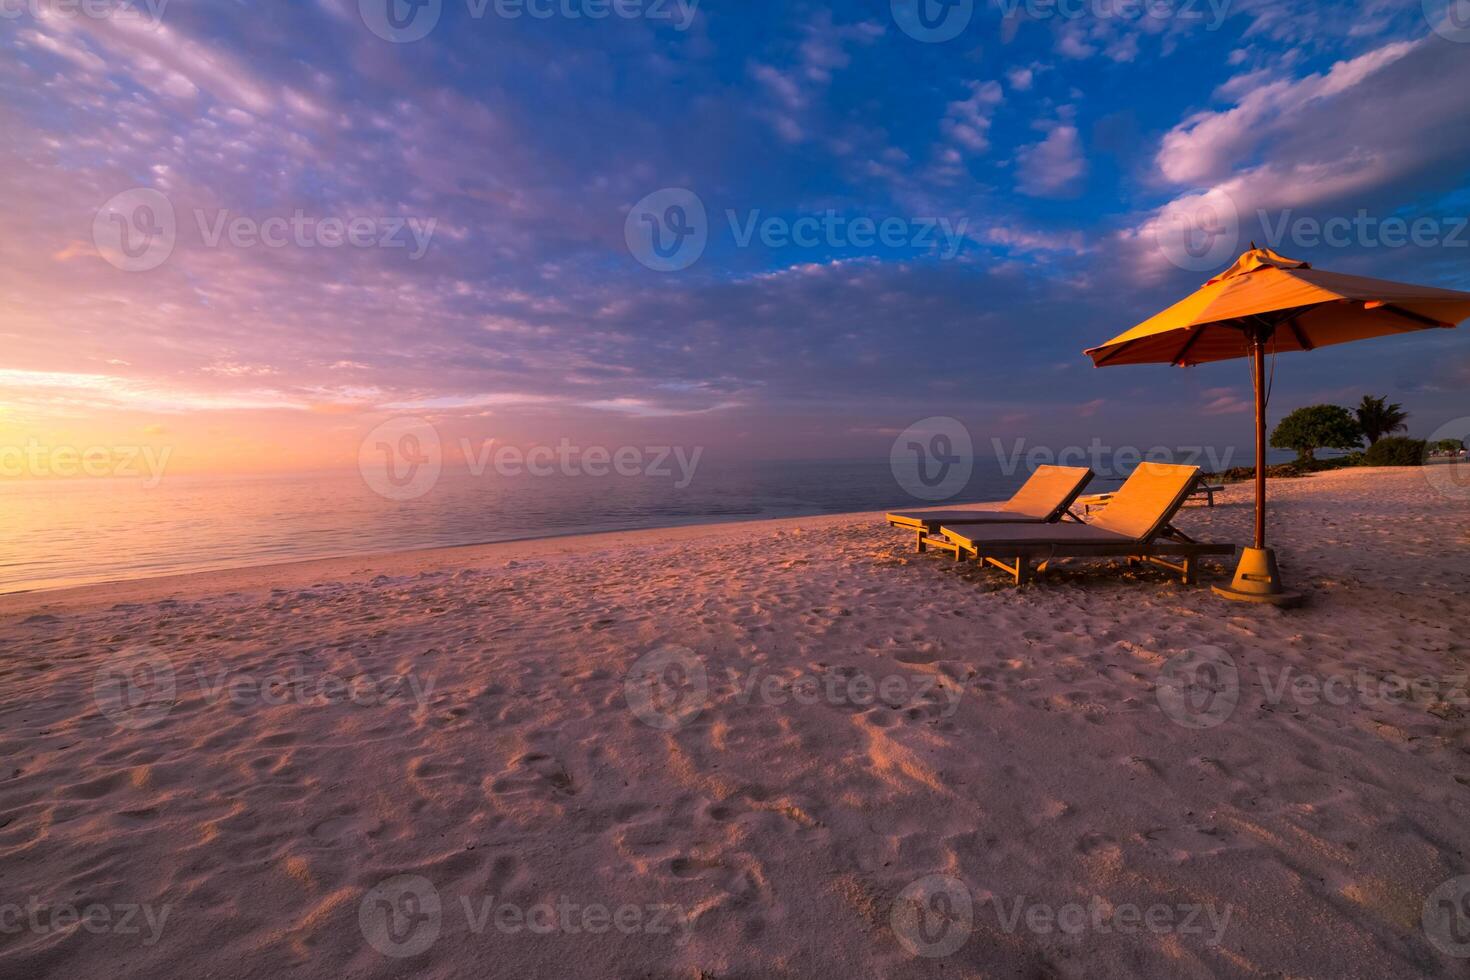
1 467 1468 978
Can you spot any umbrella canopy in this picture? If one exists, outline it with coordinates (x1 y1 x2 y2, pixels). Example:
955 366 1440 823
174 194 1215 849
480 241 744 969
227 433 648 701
1084 247 1470 604
1086 247 1470 367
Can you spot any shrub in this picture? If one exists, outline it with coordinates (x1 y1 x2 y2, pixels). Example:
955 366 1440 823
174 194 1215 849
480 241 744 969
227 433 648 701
1362 436 1426 467
1270 404 1363 461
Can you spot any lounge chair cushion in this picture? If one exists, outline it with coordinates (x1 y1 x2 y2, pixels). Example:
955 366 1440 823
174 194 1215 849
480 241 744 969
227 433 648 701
1088 463 1201 540
888 465 1091 531
999 464 1092 518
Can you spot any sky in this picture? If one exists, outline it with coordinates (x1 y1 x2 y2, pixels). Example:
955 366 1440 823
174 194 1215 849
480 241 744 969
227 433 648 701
2 0 1469 475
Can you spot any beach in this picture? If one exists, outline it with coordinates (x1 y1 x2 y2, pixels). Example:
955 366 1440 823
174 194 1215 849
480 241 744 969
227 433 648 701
2 466 1468 978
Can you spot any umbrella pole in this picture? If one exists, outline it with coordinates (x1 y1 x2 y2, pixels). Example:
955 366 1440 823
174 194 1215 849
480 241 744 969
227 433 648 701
1253 334 1266 550
1212 327 1302 605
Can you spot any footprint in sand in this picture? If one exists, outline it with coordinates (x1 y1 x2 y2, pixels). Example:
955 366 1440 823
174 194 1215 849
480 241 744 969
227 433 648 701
670 856 723 878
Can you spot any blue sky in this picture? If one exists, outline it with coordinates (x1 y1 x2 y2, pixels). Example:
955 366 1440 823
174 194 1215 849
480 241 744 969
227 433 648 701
2 0 1469 468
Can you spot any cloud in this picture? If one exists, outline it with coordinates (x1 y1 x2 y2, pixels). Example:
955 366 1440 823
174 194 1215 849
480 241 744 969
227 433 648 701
751 63 805 111
1125 36 1470 280
749 11 881 144
17 28 106 71
1017 123 1087 198
1155 40 1418 186
1056 24 1098 60
941 80 1005 154
5 0 1468 462
981 225 1088 254
43 10 278 114
1200 388 1253 414
580 397 740 417
797 11 883 83
0 369 311 414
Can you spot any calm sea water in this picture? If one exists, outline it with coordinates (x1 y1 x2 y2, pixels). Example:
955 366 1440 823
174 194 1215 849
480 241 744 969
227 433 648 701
0 453 1270 594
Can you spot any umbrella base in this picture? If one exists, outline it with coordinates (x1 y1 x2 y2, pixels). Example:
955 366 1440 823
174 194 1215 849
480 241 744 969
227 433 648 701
1212 547 1303 607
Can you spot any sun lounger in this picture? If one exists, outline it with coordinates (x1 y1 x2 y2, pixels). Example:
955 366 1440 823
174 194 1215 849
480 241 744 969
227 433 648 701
1079 482 1226 514
938 463 1234 585
885 465 1093 554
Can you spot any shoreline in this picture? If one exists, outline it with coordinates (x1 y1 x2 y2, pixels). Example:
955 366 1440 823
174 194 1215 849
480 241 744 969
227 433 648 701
9 455 1414 602
0 465 1434 614
0 505 897 615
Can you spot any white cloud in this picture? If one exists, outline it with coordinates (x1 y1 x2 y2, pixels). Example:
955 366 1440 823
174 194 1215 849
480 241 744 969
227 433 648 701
751 63 805 112
1017 124 1087 198
1056 24 1097 59
0 369 309 413
1156 40 1418 186
982 225 1088 254
749 12 881 144
798 12 883 83
941 80 1004 154
1124 35 1470 282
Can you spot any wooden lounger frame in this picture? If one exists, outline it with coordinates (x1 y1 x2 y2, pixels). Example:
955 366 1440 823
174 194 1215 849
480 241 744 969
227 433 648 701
931 525 1235 585
910 508 1086 556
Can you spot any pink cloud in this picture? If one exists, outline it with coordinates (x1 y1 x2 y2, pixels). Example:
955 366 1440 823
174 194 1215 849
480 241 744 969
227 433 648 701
941 80 1004 154
1200 388 1253 415
1017 123 1087 198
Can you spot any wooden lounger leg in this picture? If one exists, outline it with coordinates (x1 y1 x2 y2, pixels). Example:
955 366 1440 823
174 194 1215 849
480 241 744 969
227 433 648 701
917 535 965 560
1144 555 1196 585
915 529 926 553
982 556 1030 585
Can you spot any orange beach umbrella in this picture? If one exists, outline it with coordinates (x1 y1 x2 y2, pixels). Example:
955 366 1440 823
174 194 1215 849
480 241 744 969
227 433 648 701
1085 247 1470 604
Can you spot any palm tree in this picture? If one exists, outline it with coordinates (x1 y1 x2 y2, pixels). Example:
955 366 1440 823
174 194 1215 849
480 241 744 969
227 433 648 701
1355 395 1408 446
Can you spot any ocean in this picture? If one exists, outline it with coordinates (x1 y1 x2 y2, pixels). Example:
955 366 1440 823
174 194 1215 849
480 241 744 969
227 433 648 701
1 452 1270 594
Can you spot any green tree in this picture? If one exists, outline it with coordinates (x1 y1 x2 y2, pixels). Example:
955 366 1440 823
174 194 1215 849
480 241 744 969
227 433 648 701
1354 395 1408 446
1270 405 1362 461
1429 438 1464 455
